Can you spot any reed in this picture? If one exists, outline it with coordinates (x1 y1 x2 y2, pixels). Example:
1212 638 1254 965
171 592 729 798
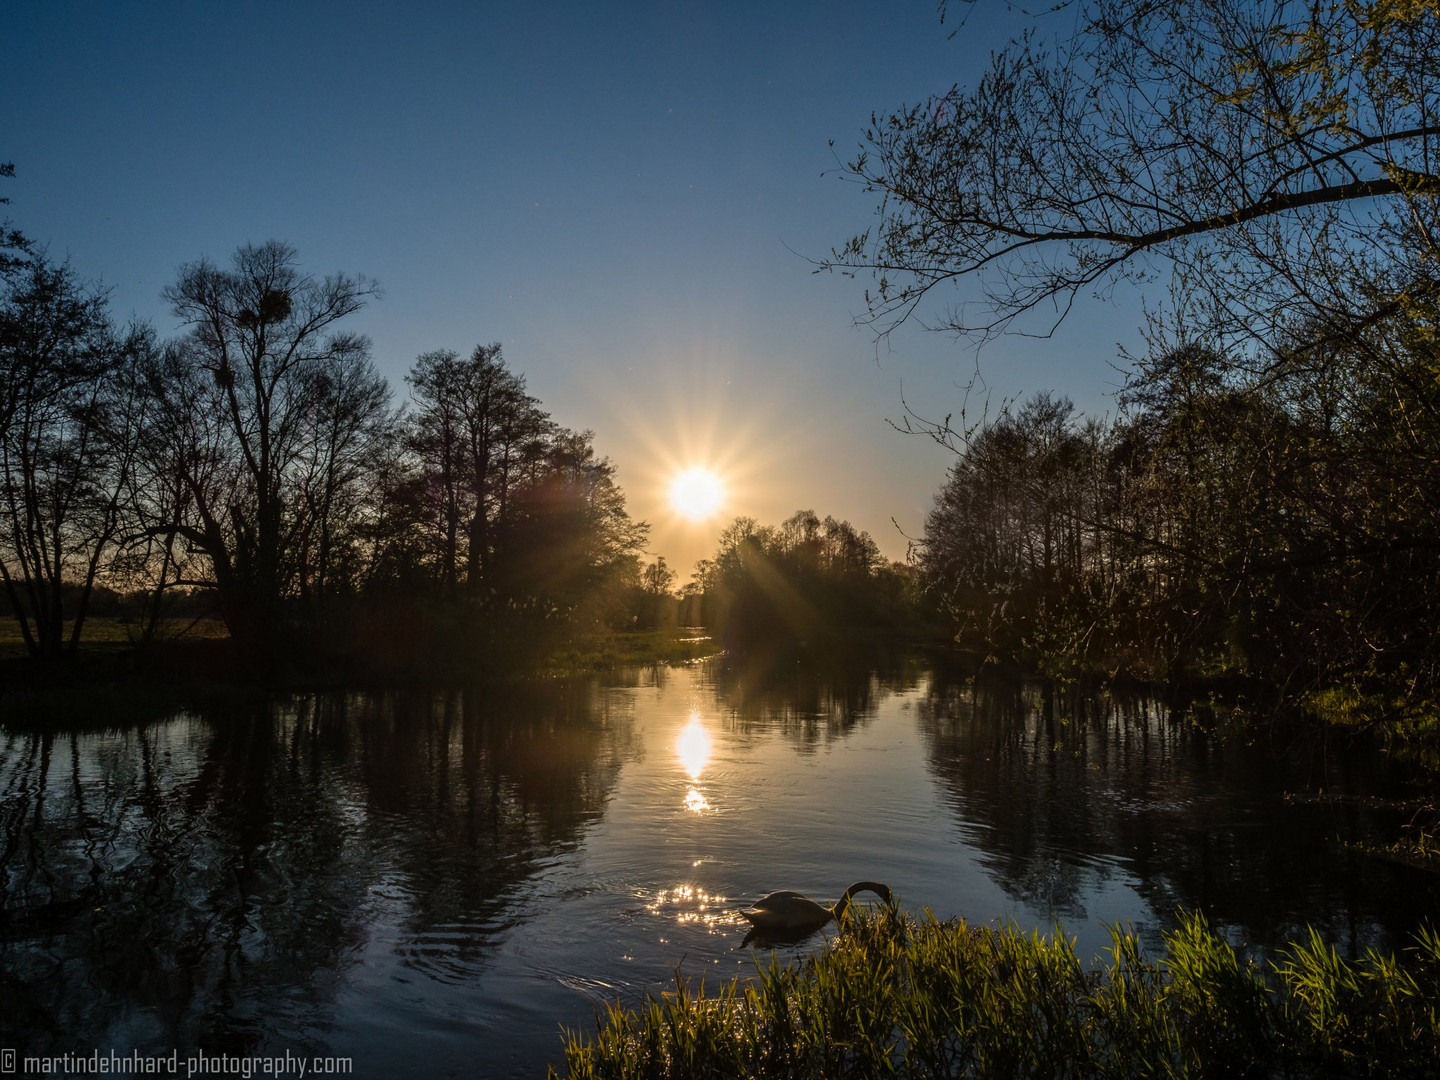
553 909 1440 1079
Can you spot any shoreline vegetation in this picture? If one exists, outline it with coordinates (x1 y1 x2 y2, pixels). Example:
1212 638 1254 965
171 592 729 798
554 909 1440 1080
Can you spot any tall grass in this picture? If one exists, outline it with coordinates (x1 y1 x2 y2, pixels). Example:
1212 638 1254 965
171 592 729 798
554 910 1440 1078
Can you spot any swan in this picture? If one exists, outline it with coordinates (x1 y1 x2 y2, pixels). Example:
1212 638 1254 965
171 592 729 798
739 881 892 932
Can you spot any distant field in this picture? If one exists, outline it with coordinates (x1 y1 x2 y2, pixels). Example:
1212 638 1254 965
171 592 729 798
0 616 229 658
0 619 712 670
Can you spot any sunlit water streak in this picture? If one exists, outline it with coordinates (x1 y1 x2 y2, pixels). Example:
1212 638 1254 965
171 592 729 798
0 658 1434 1078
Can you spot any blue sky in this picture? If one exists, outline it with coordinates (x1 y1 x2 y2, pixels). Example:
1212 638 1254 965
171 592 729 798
5 1 1143 574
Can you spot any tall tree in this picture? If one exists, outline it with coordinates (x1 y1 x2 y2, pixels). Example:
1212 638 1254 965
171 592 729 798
640 556 677 597
636 555 679 628
405 343 550 597
922 393 1109 665
152 241 380 652
113 335 210 645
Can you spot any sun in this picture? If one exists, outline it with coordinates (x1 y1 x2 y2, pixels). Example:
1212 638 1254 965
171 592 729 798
669 468 725 520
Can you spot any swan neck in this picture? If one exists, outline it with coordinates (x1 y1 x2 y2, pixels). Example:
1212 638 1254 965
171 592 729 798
833 881 891 920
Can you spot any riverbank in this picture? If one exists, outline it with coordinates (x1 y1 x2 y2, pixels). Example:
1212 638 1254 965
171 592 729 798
555 909 1440 1079
0 622 723 726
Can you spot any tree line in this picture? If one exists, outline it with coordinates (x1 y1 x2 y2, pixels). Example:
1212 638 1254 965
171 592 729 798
0 237 649 670
685 510 917 648
919 333 1440 721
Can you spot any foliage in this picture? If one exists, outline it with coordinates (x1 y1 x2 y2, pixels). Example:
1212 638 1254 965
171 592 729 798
632 556 679 629
839 1 1440 732
690 510 918 648
404 342 547 598
390 344 647 663
1344 801 1440 870
920 348 1440 733
540 627 716 673
556 909 1440 1079
922 393 1110 671
488 428 647 644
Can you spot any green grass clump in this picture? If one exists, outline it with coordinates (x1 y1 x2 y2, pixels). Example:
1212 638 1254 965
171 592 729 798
553 909 1440 1079
1344 801 1440 872
543 628 718 673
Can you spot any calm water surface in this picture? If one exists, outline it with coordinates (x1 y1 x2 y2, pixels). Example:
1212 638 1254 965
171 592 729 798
1 655 1435 1077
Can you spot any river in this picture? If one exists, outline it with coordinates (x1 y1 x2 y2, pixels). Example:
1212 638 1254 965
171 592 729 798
1 654 1435 1077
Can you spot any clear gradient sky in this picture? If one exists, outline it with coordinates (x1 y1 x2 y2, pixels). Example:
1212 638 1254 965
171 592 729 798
5 1 1143 577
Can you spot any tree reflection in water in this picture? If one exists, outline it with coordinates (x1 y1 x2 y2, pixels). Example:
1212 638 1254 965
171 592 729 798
0 682 629 1056
708 647 924 747
917 669 1437 956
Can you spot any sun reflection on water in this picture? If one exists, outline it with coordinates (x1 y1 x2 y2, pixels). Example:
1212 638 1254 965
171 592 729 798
677 712 711 779
676 712 715 814
646 884 736 929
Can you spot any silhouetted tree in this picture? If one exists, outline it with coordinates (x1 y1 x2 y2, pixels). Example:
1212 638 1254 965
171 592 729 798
293 352 395 612
405 344 549 597
398 345 648 661
921 344 1440 717
0 256 146 657
830 0 1440 350
923 393 1110 667
634 556 678 628
641 556 676 597
149 241 381 654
